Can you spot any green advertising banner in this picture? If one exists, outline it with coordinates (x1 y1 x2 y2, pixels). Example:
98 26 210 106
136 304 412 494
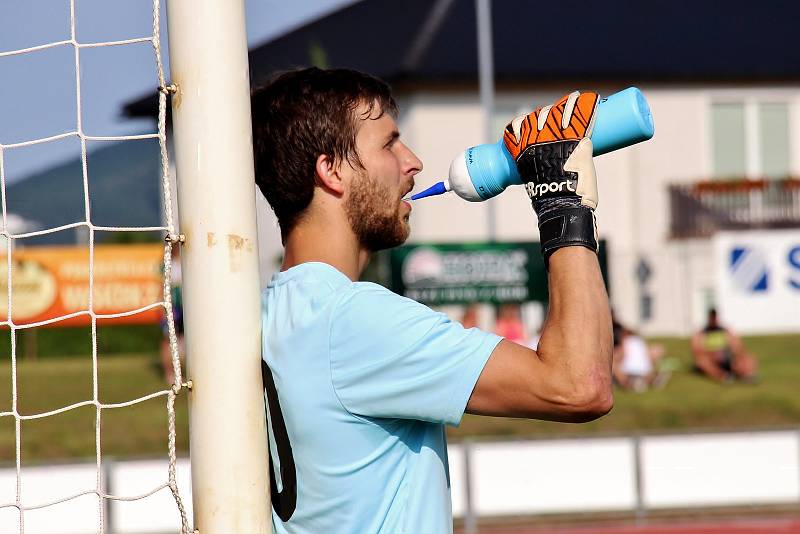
389 241 607 306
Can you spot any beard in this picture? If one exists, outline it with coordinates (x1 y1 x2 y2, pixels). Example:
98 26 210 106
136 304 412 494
345 170 410 252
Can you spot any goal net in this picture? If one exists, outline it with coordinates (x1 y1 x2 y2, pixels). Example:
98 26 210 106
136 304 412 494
0 1 190 532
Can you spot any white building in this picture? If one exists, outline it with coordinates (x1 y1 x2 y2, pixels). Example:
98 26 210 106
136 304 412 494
124 0 800 335
395 85 800 335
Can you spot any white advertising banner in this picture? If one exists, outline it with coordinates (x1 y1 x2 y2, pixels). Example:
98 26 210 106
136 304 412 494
714 230 800 334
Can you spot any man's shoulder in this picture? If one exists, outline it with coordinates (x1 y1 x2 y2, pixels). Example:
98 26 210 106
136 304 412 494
340 281 429 315
330 282 442 345
265 262 353 298
349 280 400 298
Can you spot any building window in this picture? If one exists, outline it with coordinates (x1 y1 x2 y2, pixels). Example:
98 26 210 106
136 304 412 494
711 103 746 179
759 102 791 179
711 100 791 180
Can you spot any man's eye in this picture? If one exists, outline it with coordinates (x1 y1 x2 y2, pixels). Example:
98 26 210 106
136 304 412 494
384 134 400 149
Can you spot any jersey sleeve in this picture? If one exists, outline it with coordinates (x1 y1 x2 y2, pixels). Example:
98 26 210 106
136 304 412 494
329 283 502 426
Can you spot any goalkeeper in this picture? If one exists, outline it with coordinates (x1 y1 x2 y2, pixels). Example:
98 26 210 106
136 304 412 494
251 67 613 533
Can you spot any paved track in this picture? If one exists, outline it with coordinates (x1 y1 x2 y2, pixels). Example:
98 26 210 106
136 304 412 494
470 518 800 534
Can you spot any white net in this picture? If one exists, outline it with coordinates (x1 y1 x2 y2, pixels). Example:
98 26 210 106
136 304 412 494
0 1 190 532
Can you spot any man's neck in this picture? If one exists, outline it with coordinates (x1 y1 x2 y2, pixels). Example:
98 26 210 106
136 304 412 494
281 219 371 281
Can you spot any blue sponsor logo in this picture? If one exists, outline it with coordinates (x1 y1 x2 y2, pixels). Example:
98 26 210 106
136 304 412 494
789 245 800 290
729 246 769 293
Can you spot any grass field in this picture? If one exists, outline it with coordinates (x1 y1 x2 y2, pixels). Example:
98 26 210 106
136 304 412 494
0 334 798 462
0 353 188 463
451 334 800 440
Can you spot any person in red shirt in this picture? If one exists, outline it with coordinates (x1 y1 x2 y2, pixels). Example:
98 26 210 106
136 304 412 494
494 303 527 345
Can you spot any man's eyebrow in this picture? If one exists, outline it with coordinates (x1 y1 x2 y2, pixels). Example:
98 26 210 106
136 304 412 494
385 130 400 144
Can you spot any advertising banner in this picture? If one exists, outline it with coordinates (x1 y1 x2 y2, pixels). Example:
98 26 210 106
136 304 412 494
714 230 800 334
0 244 165 327
389 241 607 306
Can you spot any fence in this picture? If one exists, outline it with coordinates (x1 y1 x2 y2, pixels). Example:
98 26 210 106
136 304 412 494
2 427 799 533
669 179 800 238
452 428 800 527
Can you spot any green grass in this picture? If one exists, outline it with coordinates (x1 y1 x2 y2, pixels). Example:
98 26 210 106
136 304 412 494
1 334 798 462
6 324 162 361
450 334 800 440
0 353 188 463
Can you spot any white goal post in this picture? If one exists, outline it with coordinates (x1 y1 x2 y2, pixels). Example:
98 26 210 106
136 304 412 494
166 0 271 532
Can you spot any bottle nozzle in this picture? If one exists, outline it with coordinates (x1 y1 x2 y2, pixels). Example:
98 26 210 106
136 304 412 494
410 180 450 200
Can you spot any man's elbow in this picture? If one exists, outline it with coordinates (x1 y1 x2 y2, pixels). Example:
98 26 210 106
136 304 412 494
562 378 614 422
560 346 615 422
573 384 614 422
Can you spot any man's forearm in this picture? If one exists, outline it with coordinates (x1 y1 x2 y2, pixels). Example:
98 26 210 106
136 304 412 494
487 90 613 419
537 247 613 406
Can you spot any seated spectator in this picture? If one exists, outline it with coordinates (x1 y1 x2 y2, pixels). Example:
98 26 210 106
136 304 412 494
611 313 625 381
691 308 758 383
494 303 527 345
621 333 670 391
460 303 480 330
611 312 670 392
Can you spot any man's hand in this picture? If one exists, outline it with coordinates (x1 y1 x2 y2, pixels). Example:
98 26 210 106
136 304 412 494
503 91 600 261
466 92 613 423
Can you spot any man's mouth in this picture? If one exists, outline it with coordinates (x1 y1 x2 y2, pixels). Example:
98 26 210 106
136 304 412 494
401 180 415 200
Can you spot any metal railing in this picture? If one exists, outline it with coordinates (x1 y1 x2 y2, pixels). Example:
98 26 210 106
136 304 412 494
3 427 799 533
454 427 800 532
669 179 800 238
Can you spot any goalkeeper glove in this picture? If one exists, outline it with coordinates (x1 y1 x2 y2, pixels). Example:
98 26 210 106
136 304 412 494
503 91 600 262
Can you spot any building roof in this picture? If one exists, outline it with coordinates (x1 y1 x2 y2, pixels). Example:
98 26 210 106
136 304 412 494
124 0 800 118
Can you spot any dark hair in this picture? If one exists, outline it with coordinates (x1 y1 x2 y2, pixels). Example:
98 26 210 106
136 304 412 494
706 307 719 329
251 67 398 240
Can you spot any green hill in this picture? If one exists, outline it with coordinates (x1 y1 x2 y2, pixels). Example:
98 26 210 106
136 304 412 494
6 138 162 246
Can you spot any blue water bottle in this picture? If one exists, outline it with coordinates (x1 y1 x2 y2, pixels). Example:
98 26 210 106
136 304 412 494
411 87 654 202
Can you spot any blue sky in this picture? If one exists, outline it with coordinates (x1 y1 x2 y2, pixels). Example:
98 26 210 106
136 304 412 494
0 0 357 182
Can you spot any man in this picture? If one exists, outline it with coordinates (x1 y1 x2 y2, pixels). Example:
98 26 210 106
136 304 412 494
692 308 758 382
611 311 669 392
251 67 613 533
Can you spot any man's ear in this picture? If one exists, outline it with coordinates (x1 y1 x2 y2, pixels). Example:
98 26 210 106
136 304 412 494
315 154 346 195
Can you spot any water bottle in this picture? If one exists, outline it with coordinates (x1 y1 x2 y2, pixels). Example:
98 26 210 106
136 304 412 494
411 87 654 202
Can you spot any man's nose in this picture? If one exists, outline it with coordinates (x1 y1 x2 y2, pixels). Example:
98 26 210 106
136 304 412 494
400 143 423 175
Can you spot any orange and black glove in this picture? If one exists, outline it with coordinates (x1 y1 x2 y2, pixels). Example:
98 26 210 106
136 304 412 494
503 91 600 262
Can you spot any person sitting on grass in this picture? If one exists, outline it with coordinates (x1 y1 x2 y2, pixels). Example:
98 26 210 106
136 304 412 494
611 315 671 392
691 308 758 383
494 303 527 345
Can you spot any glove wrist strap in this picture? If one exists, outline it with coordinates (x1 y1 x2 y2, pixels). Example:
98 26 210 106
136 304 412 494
538 207 598 263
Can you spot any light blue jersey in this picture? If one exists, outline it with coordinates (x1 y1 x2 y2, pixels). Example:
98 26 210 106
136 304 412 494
261 262 501 534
